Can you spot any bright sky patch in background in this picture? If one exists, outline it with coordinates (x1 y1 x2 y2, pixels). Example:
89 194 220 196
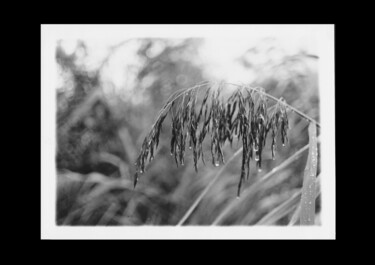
58 28 317 92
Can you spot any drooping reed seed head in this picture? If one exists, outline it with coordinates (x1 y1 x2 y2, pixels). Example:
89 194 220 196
134 82 289 196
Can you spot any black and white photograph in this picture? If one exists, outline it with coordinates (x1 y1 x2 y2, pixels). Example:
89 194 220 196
41 24 335 239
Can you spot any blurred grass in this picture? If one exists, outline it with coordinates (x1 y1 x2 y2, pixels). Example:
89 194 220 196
56 38 320 226
256 176 320 225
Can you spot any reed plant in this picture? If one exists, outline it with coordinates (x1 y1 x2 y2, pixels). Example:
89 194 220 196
134 81 320 225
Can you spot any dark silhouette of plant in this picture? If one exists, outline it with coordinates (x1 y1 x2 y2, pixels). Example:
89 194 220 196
134 82 308 197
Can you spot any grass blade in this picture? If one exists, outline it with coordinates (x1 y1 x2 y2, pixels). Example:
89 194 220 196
289 177 321 225
288 204 302 226
300 122 318 225
176 103 280 226
212 141 316 225
256 176 320 225
255 191 300 225
176 147 243 226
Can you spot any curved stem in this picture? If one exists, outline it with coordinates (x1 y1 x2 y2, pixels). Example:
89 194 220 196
155 81 321 129
176 147 243 226
150 81 211 128
153 81 321 225
226 82 321 128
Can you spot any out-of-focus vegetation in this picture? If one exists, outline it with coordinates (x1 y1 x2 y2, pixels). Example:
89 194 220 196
56 38 320 225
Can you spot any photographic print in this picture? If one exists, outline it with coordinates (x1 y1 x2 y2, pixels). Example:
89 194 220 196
41 24 335 239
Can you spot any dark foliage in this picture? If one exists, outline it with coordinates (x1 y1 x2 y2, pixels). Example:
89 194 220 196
135 82 289 196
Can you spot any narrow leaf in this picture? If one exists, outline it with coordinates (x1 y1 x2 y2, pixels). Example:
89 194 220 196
300 122 318 225
289 176 321 225
255 191 300 225
254 176 320 226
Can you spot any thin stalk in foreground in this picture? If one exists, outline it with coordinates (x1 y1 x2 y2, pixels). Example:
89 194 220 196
211 138 320 225
255 176 320 225
288 203 302 226
176 148 243 226
176 102 279 226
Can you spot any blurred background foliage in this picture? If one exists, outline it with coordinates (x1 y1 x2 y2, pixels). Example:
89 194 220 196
56 37 320 225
